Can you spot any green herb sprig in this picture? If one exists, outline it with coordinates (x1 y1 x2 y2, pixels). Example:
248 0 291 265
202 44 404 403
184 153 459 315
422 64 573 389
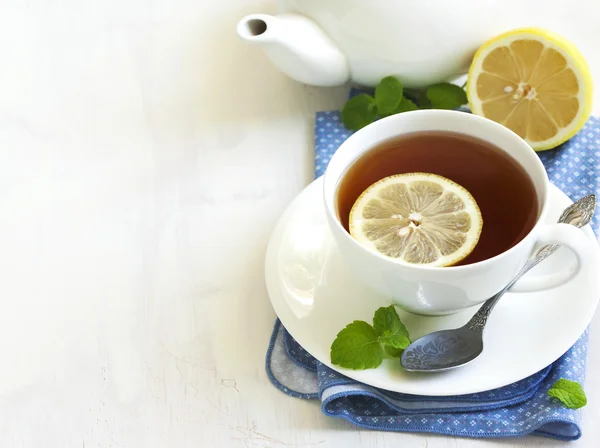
330 305 410 370
548 378 587 409
341 76 468 131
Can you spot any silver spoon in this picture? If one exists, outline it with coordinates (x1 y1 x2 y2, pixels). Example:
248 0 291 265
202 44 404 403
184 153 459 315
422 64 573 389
400 194 596 373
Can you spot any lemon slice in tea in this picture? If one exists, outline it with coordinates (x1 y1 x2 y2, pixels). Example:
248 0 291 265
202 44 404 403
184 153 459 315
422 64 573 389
467 27 593 151
349 173 483 267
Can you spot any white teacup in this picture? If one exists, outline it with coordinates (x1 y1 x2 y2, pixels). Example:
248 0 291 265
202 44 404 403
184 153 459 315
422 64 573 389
323 110 593 315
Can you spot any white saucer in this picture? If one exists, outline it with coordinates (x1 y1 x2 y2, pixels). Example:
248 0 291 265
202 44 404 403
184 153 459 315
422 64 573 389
265 177 600 396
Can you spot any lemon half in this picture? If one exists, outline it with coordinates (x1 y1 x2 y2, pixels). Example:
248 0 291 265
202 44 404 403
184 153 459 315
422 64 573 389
349 173 483 267
467 27 593 151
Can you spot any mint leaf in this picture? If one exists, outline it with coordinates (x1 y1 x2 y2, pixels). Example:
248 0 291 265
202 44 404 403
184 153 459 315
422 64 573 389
393 98 418 114
548 379 587 409
373 306 401 336
384 345 403 358
418 94 433 109
341 94 377 131
402 88 421 103
426 83 467 110
330 321 383 370
375 76 403 116
330 306 411 369
373 305 410 349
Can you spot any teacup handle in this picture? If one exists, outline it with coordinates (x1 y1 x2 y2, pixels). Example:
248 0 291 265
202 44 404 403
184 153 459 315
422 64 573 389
509 223 594 293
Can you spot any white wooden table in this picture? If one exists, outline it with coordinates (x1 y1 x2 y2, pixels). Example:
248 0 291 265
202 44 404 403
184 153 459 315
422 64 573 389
0 1 599 446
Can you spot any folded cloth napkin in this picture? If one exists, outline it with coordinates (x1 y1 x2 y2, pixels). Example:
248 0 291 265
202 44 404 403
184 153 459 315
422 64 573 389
266 111 600 441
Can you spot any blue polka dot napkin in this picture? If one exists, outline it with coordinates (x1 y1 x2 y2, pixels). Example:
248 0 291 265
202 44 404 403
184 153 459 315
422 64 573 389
266 108 600 441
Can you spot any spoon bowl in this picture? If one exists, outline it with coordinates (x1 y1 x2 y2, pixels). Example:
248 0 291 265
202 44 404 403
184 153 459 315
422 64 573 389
401 327 484 372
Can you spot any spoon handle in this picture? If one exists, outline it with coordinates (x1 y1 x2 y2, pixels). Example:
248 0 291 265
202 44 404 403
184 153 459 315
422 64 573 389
466 243 559 333
466 194 596 334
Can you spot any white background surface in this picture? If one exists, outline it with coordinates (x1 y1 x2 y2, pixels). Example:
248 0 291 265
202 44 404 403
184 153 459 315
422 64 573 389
0 0 599 446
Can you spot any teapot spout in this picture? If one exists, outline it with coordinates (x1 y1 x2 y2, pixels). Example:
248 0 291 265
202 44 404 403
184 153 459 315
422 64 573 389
236 14 349 87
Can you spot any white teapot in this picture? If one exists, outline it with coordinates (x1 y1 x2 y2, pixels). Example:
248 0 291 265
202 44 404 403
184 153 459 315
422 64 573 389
237 0 566 88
